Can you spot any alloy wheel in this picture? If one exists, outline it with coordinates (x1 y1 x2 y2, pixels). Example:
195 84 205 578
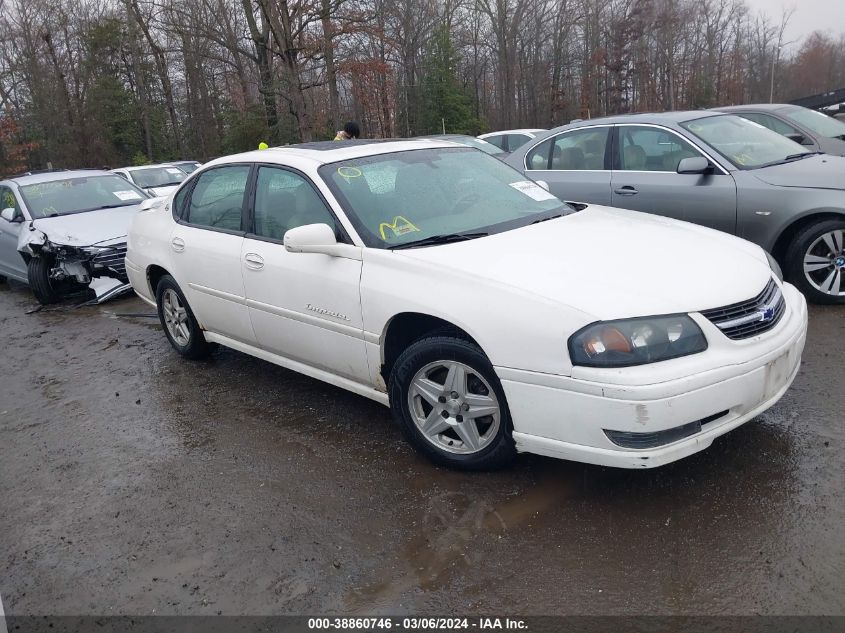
161 288 191 346
407 360 501 455
803 229 845 297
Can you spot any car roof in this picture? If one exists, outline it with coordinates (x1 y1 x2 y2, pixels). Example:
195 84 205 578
2 169 114 186
480 129 545 136
713 104 796 112
531 111 721 139
568 110 721 127
203 139 458 170
118 163 179 172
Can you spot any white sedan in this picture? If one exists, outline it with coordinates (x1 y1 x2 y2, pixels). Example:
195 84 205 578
125 140 807 470
112 164 188 198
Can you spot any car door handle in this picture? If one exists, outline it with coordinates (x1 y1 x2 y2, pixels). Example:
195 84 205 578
244 253 264 270
171 237 185 252
614 186 639 196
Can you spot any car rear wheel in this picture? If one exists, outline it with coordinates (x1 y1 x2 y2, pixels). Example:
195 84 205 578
155 275 212 359
388 336 516 470
785 219 845 305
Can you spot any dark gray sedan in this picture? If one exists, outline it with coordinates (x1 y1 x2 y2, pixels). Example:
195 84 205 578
504 111 845 304
716 104 845 157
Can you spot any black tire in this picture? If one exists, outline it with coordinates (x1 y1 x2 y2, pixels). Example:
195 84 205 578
784 219 845 305
155 274 212 359
27 256 62 305
388 336 516 470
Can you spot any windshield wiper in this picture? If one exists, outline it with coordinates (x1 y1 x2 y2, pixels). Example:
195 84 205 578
73 203 135 213
531 214 563 224
390 232 489 250
784 151 822 161
758 152 822 168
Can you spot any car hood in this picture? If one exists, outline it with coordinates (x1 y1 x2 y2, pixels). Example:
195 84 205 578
29 204 142 247
751 154 845 190
396 206 772 320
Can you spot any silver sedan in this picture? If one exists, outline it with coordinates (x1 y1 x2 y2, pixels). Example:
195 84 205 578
504 111 845 304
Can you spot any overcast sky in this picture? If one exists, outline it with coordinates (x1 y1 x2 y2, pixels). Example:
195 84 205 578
743 0 845 48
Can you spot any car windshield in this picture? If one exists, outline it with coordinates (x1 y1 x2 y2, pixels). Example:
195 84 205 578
176 162 200 174
782 107 845 139
320 147 570 249
130 166 187 188
19 175 148 219
681 114 811 169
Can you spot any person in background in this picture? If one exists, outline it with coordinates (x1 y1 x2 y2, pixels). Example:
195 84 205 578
334 122 360 141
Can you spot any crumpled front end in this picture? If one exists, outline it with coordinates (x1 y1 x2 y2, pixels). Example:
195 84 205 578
19 228 132 303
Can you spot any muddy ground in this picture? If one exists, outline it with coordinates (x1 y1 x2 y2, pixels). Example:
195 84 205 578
0 278 843 616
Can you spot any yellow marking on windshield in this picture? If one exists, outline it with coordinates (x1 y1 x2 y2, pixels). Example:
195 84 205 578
379 216 419 240
337 166 363 181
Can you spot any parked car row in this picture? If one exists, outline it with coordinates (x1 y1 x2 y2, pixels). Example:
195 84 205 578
3 106 837 471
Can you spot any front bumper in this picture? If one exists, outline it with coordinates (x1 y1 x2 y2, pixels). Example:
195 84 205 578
498 283 808 469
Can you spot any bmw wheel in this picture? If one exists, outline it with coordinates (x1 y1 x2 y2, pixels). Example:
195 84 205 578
155 274 212 359
388 336 516 470
786 219 845 305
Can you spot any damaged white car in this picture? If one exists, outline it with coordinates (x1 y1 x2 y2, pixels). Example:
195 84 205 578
0 169 151 304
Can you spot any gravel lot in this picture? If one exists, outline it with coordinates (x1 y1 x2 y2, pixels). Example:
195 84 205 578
1 279 843 615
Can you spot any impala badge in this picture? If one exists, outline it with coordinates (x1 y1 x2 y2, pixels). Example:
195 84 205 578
306 304 351 321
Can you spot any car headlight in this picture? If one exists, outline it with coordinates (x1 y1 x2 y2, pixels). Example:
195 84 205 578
765 251 783 282
569 315 708 368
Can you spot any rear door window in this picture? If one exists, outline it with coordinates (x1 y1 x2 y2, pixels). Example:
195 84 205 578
526 127 609 170
185 165 250 232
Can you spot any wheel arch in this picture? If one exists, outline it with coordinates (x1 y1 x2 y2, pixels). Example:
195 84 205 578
379 312 484 382
771 209 845 263
146 264 171 298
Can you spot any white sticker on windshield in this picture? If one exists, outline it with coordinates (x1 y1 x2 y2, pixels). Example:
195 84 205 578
113 190 143 201
166 168 183 175
509 180 557 201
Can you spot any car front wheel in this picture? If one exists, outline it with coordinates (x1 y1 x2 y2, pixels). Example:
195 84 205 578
388 336 516 470
27 256 63 304
155 274 212 359
785 219 845 304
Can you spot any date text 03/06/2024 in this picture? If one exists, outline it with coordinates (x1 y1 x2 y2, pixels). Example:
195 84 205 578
307 618 528 630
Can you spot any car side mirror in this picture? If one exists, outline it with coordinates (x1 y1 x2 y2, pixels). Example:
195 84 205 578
1 207 22 223
284 223 357 259
535 180 550 191
677 157 712 175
